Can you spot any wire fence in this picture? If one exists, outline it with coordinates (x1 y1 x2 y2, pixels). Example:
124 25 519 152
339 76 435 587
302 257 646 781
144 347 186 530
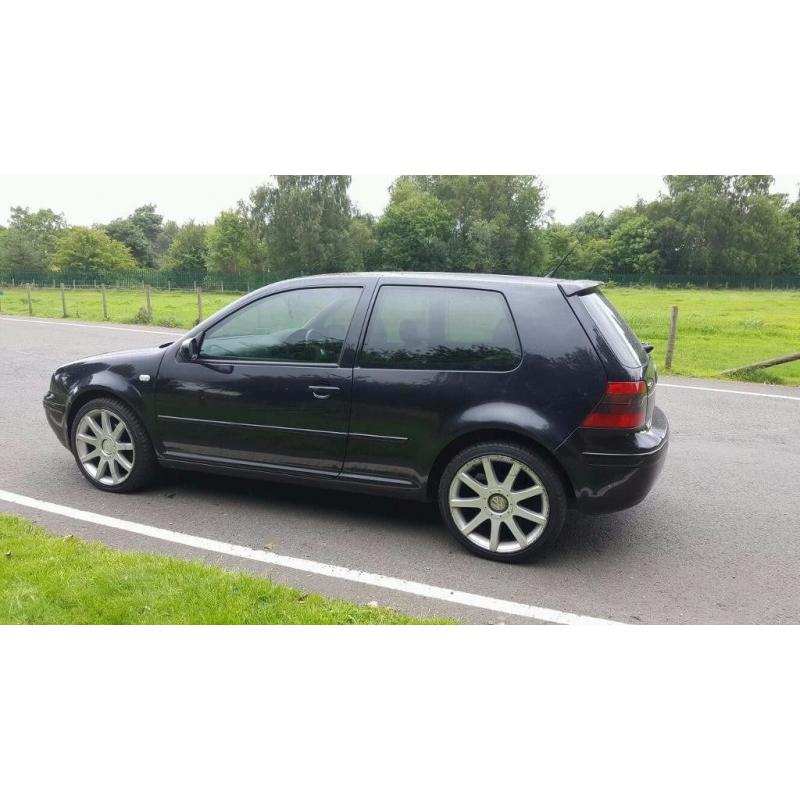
1 268 800 292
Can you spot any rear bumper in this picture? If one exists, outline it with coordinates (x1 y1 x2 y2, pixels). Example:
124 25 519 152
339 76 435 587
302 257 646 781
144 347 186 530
43 392 70 449
557 406 670 513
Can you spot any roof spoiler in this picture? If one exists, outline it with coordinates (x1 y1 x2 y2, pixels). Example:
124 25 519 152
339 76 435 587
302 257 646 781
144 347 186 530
559 279 603 297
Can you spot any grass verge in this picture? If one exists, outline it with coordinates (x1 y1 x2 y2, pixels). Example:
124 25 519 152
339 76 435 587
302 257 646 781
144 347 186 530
1 285 798 385
0 515 450 624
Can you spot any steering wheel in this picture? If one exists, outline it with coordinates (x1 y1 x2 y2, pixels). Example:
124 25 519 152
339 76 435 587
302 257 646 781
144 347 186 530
304 328 321 342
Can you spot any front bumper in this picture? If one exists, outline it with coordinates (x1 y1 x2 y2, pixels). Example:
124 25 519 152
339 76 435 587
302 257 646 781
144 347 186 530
43 392 70 449
557 406 670 513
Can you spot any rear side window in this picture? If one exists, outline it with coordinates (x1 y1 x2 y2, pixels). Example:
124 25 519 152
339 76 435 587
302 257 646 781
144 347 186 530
581 291 646 368
360 286 521 371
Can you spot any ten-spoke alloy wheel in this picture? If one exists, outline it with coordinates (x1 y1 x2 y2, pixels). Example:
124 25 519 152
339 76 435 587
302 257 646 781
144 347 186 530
438 442 567 562
75 408 135 486
70 398 157 493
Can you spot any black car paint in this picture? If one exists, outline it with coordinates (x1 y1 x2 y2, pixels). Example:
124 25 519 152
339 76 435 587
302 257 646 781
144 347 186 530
44 272 669 512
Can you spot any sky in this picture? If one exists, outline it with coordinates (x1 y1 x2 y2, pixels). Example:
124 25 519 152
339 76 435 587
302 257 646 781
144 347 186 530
1 175 799 228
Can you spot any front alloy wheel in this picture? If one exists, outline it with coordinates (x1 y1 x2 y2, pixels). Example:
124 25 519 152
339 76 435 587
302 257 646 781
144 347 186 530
70 397 158 493
75 408 135 486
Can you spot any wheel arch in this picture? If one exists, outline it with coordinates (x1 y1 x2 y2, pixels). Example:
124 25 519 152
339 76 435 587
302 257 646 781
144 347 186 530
426 427 576 503
66 387 141 441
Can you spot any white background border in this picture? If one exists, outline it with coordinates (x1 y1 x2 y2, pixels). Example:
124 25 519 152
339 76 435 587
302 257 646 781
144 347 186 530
2 1 799 797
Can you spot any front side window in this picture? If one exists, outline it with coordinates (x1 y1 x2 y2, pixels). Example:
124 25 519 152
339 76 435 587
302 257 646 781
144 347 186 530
359 286 521 371
199 287 361 363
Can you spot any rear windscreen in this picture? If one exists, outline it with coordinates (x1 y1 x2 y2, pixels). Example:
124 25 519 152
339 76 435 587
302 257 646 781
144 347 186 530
580 291 647 368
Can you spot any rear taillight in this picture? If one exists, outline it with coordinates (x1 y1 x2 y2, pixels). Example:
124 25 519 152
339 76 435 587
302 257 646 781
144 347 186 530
581 381 648 430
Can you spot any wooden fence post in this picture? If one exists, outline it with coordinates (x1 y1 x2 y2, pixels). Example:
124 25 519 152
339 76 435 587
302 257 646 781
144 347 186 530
101 284 108 320
145 284 152 317
664 305 678 370
196 286 203 322
60 283 67 317
26 283 33 315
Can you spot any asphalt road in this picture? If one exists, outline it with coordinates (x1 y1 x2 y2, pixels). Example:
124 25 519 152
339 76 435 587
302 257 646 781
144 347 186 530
2 314 799 624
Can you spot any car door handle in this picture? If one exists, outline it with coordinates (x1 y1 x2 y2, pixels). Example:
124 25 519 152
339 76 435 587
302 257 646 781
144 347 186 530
308 385 340 399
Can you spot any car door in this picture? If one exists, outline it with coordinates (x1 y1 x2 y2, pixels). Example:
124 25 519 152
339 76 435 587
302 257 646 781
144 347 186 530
343 283 523 488
155 284 367 477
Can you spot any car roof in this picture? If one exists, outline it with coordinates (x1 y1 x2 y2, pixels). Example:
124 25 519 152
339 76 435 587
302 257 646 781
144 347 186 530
274 271 601 295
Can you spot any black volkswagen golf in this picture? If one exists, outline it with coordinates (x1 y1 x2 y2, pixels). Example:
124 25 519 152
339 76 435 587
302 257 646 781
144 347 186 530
44 273 669 562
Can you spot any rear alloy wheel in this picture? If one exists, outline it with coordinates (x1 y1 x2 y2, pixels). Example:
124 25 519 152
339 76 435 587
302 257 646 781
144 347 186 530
438 442 567 562
70 398 157 493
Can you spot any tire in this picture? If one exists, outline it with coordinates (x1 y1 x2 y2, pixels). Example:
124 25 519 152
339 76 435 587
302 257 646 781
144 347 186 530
70 397 158 493
437 441 567 563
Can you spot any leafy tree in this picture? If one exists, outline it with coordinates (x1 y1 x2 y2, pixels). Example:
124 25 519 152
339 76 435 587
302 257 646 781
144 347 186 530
163 222 208 275
348 213 379 270
644 175 798 275
206 210 259 275
104 204 164 268
403 175 547 273
155 220 179 262
545 176 800 279
606 213 659 274
244 176 354 274
542 223 577 269
376 178 454 270
0 207 67 273
51 227 137 273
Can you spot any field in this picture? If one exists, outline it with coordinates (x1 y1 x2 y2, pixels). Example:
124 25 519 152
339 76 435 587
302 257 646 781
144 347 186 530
1 284 798 384
0 515 447 624
0 285 239 328
607 287 800 384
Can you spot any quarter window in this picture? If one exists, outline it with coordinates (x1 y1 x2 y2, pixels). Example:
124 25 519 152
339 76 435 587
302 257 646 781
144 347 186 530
360 286 521 371
199 287 361 363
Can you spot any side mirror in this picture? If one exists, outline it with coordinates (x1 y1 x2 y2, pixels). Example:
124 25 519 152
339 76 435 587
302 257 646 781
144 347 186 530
179 336 200 361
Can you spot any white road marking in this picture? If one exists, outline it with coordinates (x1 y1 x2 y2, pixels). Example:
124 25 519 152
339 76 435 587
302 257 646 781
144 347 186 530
659 383 800 401
0 488 619 625
0 316 182 335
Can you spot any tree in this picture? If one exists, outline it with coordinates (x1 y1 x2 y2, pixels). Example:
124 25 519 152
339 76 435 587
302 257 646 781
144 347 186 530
645 175 798 275
402 175 547 273
0 207 67 273
606 212 659 274
206 211 259 275
244 176 354 274
155 220 179 262
104 204 164 268
376 178 454 270
51 227 137 274
163 222 208 275
348 213 379 270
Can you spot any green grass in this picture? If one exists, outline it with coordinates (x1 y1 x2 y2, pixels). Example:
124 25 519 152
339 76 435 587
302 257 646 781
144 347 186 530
604 287 800 385
1 284 798 384
0 515 449 624
0 286 240 328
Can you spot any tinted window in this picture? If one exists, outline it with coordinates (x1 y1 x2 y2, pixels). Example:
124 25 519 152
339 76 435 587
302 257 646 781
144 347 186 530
360 286 521 371
581 290 646 368
200 287 361 363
